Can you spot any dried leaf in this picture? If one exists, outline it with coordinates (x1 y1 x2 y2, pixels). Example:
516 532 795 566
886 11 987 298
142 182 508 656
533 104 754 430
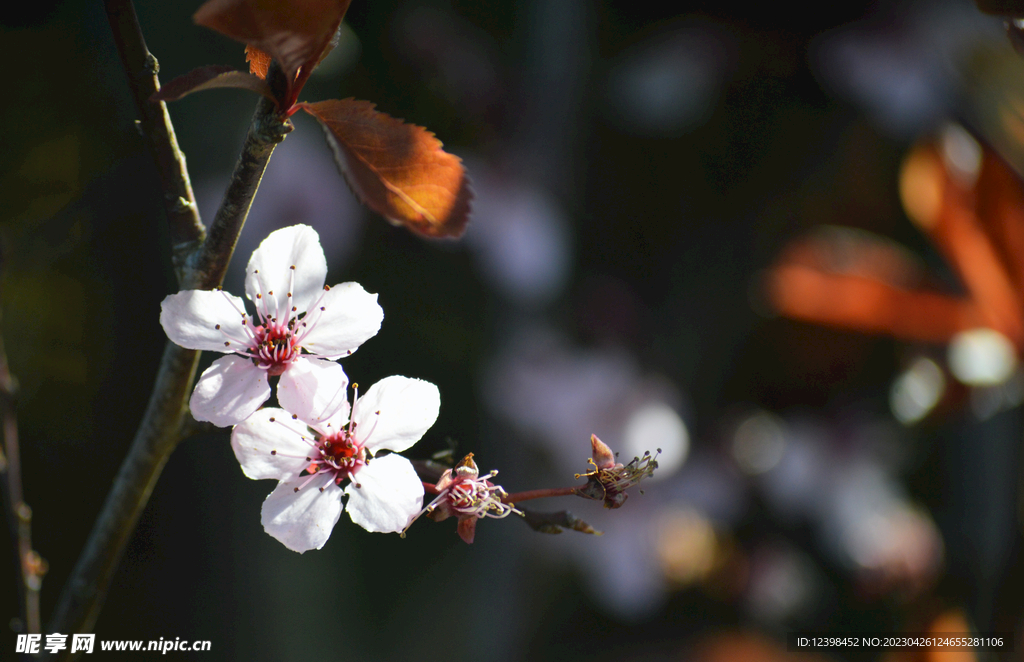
301 99 472 238
152 65 274 103
521 509 602 536
245 44 271 79
194 0 350 98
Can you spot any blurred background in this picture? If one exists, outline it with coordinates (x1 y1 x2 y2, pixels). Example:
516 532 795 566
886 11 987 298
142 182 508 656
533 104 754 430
3 0 1024 659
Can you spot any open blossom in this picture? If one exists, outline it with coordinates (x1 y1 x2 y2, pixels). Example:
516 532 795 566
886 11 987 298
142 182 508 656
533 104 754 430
407 453 519 544
231 370 440 552
160 224 383 426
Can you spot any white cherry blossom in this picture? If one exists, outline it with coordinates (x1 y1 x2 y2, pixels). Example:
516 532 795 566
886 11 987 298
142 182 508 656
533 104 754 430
160 224 383 426
231 372 441 552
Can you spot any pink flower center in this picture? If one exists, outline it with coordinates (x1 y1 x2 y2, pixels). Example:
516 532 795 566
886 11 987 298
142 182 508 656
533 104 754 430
404 463 519 537
217 266 333 375
447 476 489 512
307 429 366 485
440 473 516 520
252 319 300 376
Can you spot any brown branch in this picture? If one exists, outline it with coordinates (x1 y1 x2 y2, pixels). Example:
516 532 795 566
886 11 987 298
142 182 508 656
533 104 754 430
46 342 198 651
47 98 288 655
105 0 205 281
47 7 291 653
503 486 580 503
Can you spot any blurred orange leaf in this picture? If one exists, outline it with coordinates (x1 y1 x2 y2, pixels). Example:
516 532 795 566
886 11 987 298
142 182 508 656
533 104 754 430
300 99 472 238
152 65 274 103
765 228 986 343
900 142 1024 345
769 133 1024 353
766 263 985 344
975 149 1024 302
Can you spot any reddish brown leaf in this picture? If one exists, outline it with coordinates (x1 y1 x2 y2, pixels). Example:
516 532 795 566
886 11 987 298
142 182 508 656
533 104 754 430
245 44 271 79
314 26 344 69
152 65 274 103
300 99 472 238
194 0 350 104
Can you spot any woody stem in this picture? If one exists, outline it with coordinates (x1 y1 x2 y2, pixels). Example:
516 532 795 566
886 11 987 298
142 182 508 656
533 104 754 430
104 0 204 281
47 4 289 655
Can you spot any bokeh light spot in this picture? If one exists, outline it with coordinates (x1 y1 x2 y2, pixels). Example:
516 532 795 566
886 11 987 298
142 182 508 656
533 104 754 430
622 403 688 480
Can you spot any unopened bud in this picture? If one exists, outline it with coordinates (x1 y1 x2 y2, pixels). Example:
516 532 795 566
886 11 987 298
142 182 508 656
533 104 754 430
590 434 617 469
454 452 479 478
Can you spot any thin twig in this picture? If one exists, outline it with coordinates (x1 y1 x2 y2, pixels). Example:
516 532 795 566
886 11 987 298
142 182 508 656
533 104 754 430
104 0 205 281
47 106 286 654
0 276 45 639
47 4 290 653
502 486 580 503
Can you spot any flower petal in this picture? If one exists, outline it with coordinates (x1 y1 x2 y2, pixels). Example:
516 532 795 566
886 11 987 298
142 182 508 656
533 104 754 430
245 224 328 318
344 453 424 533
231 407 316 480
160 289 250 352
261 475 344 553
189 355 271 427
277 357 350 428
354 376 440 453
298 282 384 358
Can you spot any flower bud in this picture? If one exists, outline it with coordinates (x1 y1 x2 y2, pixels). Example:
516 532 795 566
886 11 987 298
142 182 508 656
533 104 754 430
590 434 618 470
